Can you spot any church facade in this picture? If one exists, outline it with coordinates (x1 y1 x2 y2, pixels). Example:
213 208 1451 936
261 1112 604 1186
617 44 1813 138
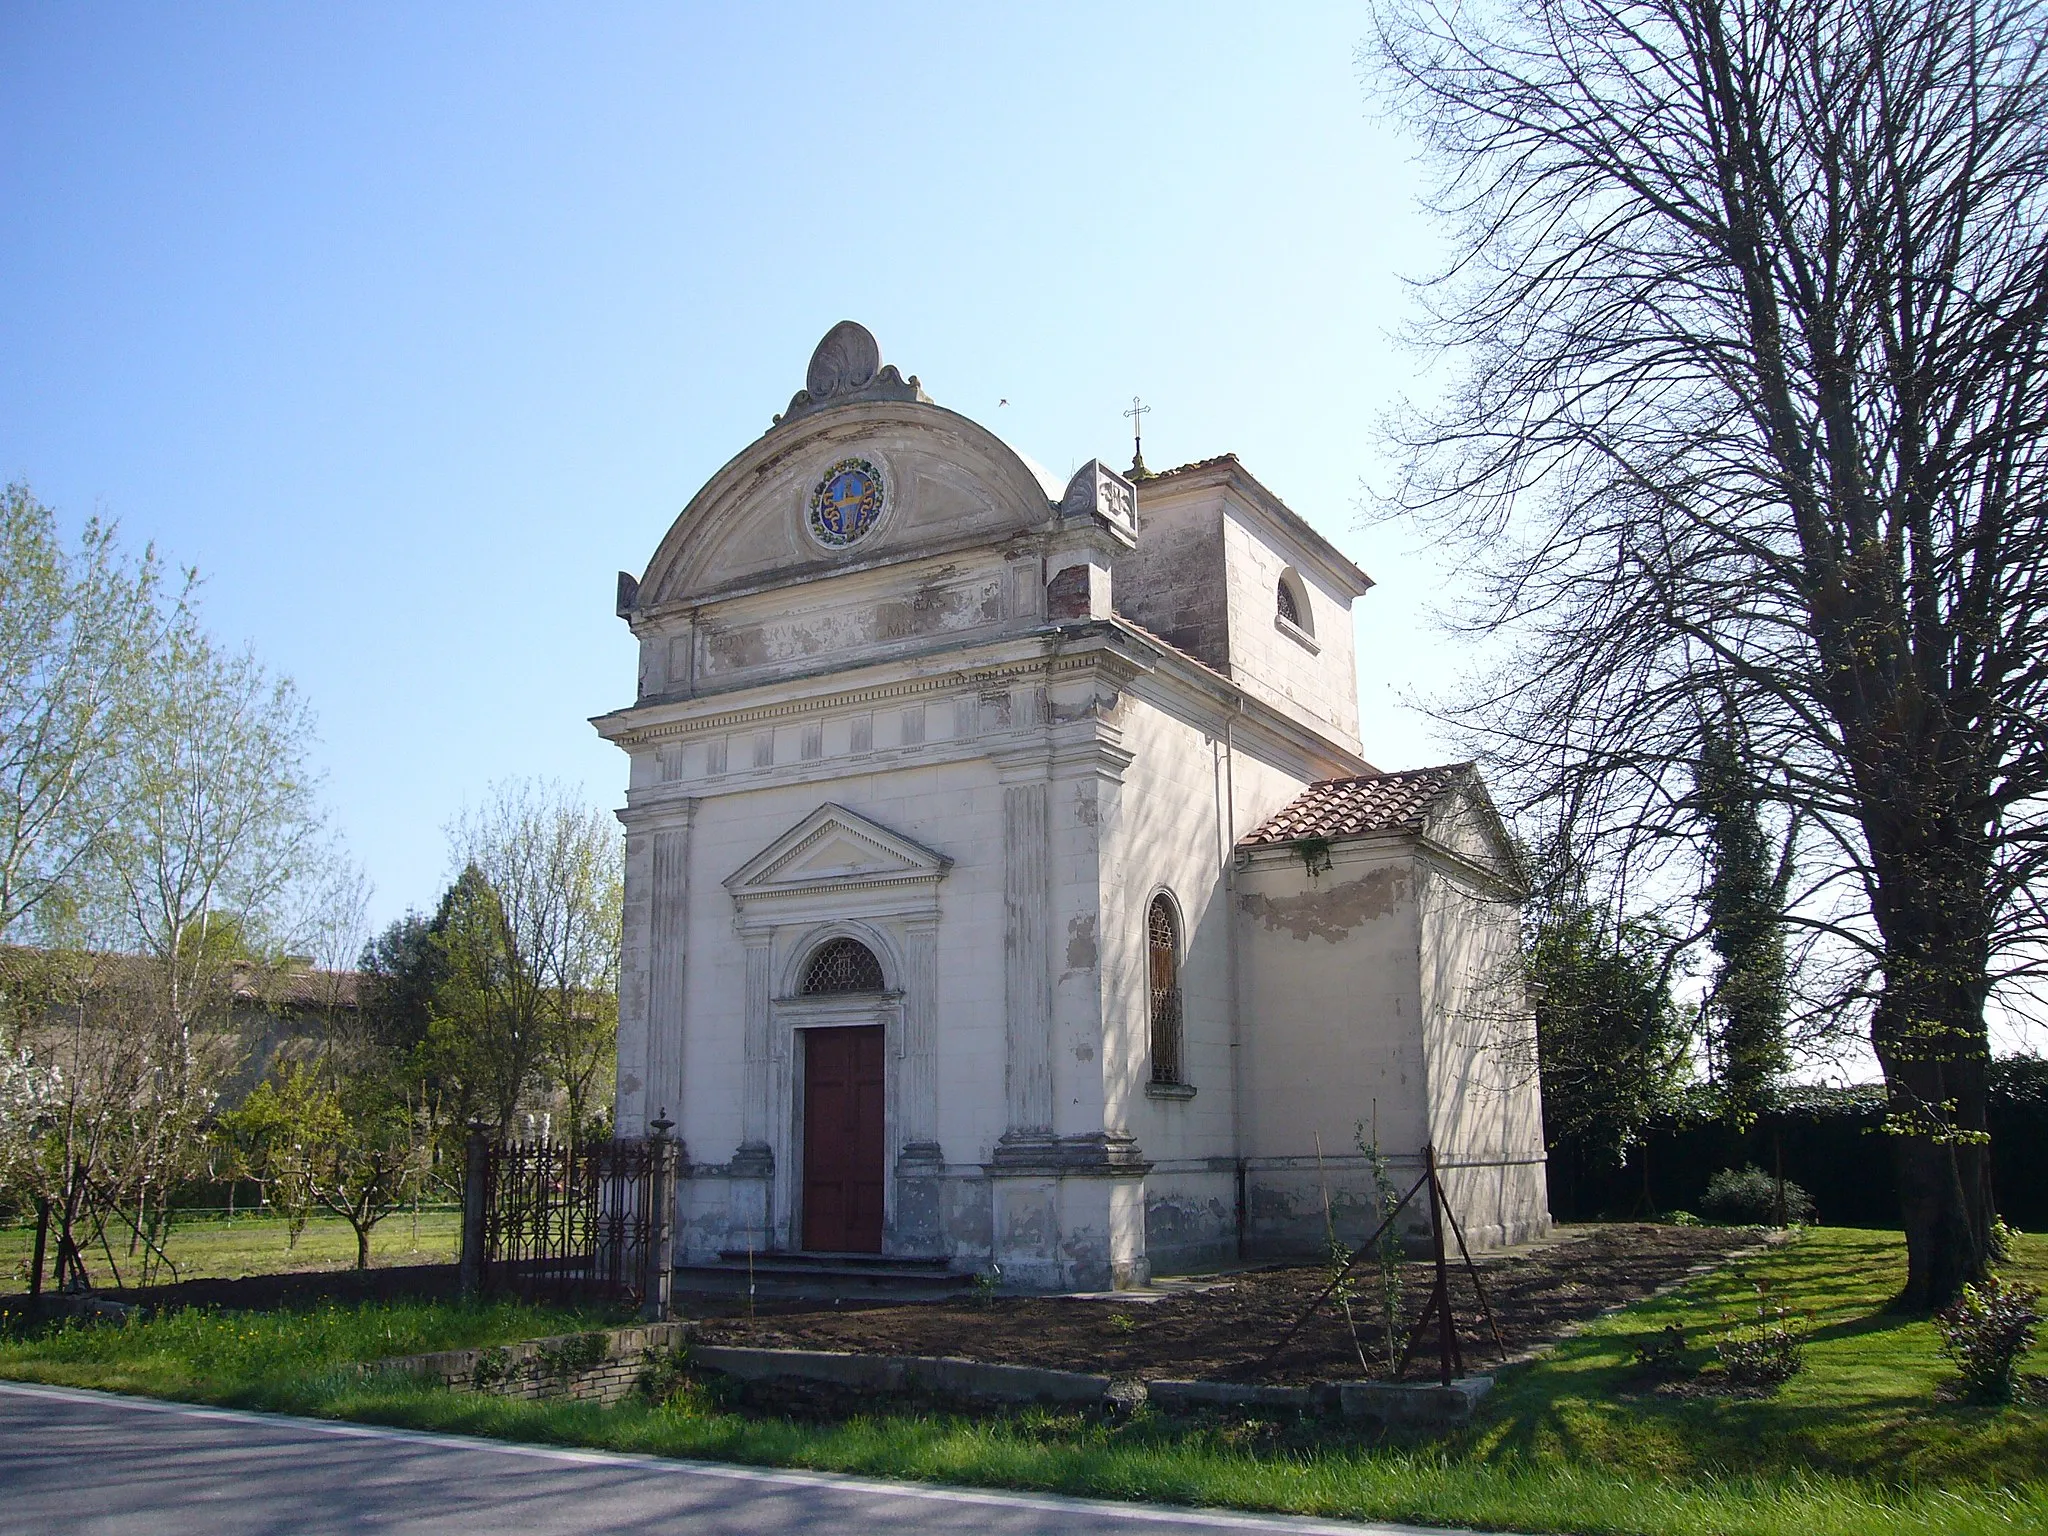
595 323 1548 1290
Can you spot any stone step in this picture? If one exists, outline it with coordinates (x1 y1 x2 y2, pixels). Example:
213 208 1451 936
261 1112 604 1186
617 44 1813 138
676 1255 975 1300
715 1250 953 1271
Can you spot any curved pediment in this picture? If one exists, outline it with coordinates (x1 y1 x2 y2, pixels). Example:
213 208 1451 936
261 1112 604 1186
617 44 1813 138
634 325 1062 613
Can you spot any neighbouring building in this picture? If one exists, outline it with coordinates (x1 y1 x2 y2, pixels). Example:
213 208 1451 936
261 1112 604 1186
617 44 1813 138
595 322 1548 1289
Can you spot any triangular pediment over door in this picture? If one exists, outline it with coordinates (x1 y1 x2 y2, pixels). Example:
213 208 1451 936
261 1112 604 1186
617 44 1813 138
724 803 951 918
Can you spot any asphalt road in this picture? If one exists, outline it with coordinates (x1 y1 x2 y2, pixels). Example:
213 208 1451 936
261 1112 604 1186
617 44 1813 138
0 1381 1480 1536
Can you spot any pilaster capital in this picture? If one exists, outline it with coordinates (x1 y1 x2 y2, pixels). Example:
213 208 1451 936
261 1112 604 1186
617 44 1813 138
989 743 1052 784
616 794 697 835
1048 729 1135 783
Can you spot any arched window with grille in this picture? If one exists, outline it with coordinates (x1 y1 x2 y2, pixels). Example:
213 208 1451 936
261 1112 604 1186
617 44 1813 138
1147 895 1184 1085
800 936 885 995
1276 575 1302 627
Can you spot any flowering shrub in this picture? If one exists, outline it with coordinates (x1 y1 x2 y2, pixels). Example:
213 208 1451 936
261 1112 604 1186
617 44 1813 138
1937 1279 2040 1403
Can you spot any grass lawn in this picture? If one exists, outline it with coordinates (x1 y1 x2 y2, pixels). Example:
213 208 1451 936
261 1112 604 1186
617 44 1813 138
1 1226 2042 1535
1 1208 460 1291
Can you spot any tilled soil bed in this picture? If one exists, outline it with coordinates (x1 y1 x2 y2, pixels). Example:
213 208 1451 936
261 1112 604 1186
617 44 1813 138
691 1224 1764 1384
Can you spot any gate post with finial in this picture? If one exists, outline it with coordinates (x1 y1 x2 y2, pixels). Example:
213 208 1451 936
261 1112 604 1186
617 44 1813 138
643 1111 679 1321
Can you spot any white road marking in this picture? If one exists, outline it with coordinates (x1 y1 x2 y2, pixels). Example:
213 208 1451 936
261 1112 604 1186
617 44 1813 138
0 1379 1472 1535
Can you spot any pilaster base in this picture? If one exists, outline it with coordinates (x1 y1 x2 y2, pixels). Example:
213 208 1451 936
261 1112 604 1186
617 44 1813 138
987 1132 1151 1290
889 1141 946 1258
727 1141 774 1253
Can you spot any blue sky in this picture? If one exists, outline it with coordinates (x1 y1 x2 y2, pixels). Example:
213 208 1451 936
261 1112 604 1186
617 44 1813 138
2 3 1463 934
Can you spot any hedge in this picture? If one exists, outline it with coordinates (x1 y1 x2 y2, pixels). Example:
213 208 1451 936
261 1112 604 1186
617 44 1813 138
1546 1054 2048 1230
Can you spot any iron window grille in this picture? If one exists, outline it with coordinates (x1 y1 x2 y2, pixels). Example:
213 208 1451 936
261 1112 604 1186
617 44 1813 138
1276 577 1302 628
801 936 885 994
1148 895 1185 1085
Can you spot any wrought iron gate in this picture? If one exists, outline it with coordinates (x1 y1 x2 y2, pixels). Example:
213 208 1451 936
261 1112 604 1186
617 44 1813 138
460 1125 678 1314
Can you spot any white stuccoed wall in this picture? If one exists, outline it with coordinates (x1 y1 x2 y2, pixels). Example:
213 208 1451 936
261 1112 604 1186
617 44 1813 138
1232 817 1550 1259
1416 791 1552 1249
597 326 1546 1288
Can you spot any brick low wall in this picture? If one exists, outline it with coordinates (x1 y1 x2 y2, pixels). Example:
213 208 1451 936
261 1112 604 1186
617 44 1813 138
370 1321 692 1407
366 1325 1486 1426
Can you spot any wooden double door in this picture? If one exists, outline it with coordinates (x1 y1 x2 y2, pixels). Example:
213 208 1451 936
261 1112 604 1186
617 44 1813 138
800 1025 885 1253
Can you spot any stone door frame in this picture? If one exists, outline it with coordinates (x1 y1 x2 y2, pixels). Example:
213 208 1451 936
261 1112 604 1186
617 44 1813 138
771 929 905 1254
725 803 948 1257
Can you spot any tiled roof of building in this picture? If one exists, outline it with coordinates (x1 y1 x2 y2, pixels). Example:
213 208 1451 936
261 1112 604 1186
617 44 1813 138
1106 614 1233 688
1133 452 1372 597
0 945 360 1011
1145 453 1243 481
1239 763 1475 847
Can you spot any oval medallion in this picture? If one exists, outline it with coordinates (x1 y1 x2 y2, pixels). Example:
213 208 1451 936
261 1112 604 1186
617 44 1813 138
808 457 886 548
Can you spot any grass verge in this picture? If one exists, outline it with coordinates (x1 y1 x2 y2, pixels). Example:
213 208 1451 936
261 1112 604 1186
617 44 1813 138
1 1208 461 1289
1 1227 2042 1536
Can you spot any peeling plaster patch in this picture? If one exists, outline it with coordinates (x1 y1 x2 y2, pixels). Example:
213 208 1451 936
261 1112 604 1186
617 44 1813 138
1240 868 1407 943
1074 1043 1096 1062
618 1073 642 1095
1073 784 1099 827
1064 913 1099 973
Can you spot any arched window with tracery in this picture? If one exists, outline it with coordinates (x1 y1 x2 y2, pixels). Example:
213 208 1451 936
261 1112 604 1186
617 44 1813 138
1147 895 1184 1085
801 936 885 995
1276 576 1302 628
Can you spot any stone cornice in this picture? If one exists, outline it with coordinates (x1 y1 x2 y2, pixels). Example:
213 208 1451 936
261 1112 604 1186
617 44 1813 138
593 636 1105 749
730 869 946 908
613 796 696 834
592 622 1363 783
1415 836 1526 899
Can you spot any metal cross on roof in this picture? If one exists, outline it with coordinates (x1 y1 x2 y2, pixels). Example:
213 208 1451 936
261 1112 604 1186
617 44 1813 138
1124 395 1152 478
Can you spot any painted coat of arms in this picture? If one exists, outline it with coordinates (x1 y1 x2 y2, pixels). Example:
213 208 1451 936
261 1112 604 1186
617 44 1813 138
808 458 885 547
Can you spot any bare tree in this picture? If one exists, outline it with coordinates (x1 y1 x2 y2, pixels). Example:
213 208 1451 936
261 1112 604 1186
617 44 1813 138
0 947 228 1290
1370 0 2048 1304
101 617 328 1044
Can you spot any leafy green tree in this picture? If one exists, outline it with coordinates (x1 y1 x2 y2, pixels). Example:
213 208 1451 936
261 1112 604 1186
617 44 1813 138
301 1060 427 1271
1528 904 1692 1177
359 909 449 1053
0 484 185 940
421 865 532 1140
3 484 345 1281
98 616 327 1041
213 1062 331 1249
431 783 622 1143
216 1051 425 1269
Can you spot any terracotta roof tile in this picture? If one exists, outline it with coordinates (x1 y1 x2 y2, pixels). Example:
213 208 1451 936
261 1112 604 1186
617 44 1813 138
1106 614 1233 688
1143 453 1242 481
1239 763 1474 847
0 945 360 1010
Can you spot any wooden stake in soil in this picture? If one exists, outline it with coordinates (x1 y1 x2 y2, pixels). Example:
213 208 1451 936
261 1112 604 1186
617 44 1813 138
1261 1142 1510 1380
1259 1165 1430 1371
1399 1143 1463 1386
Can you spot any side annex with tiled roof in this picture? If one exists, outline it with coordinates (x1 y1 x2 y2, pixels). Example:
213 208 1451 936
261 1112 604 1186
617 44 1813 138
1225 759 1547 1257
